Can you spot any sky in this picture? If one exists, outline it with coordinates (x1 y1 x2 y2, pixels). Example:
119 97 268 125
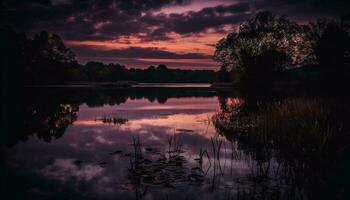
1 0 350 70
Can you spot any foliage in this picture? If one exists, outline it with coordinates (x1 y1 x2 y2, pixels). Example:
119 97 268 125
213 96 350 165
14 30 78 83
308 17 350 68
214 12 312 74
212 96 350 199
213 12 350 85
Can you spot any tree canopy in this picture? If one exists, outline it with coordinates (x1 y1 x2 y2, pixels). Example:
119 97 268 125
213 11 350 85
309 18 350 68
214 11 313 74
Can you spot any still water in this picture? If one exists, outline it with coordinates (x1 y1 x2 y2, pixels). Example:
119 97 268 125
1 87 349 199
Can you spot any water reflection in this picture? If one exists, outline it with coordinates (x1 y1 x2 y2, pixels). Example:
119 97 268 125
3 92 79 146
2 87 350 199
213 95 350 199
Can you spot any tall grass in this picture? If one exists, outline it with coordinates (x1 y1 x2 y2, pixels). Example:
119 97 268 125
212 96 350 199
213 97 349 157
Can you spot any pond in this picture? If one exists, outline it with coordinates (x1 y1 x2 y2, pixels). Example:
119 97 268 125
1 87 350 200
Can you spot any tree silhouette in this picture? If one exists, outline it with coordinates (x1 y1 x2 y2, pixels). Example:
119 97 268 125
310 19 350 68
214 12 313 85
1 28 217 84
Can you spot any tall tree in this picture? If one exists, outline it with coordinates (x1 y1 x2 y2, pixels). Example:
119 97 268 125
309 18 350 68
214 12 312 80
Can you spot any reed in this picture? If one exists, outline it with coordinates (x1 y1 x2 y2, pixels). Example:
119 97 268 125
213 97 349 158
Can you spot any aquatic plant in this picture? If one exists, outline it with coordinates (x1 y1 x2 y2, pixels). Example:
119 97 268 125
127 135 206 192
96 115 128 125
213 97 350 156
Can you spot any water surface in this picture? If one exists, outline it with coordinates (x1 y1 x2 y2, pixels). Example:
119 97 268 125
2 87 349 200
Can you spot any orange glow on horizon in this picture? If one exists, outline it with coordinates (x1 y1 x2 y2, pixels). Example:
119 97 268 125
138 58 215 64
64 32 226 56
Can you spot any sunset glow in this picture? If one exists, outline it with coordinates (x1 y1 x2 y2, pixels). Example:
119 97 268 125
3 1 350 199
3 0 349 69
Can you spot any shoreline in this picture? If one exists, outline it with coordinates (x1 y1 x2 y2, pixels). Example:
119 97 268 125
25 82 216 89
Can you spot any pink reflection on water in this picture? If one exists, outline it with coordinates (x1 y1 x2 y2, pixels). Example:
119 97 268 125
121 113 217 138
74 97 221 139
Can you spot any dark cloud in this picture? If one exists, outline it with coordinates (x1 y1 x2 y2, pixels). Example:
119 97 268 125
1 0 251 41
205 43 216 47
69 46 216 69
1 0 191 40
2 0 350 42
70 46 211 59
251 0 350 21
165 8 250 35
2 0 191 13
201 2 250 15
136 2 251 41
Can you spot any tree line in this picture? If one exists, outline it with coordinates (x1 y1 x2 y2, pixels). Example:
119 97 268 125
0 28 216 84
214 11 350 86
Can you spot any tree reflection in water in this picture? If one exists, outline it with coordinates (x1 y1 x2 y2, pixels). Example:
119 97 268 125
3 91 79 146
24 103 78 143
212 95 350 199
3 87 220 146
4 88 350 199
